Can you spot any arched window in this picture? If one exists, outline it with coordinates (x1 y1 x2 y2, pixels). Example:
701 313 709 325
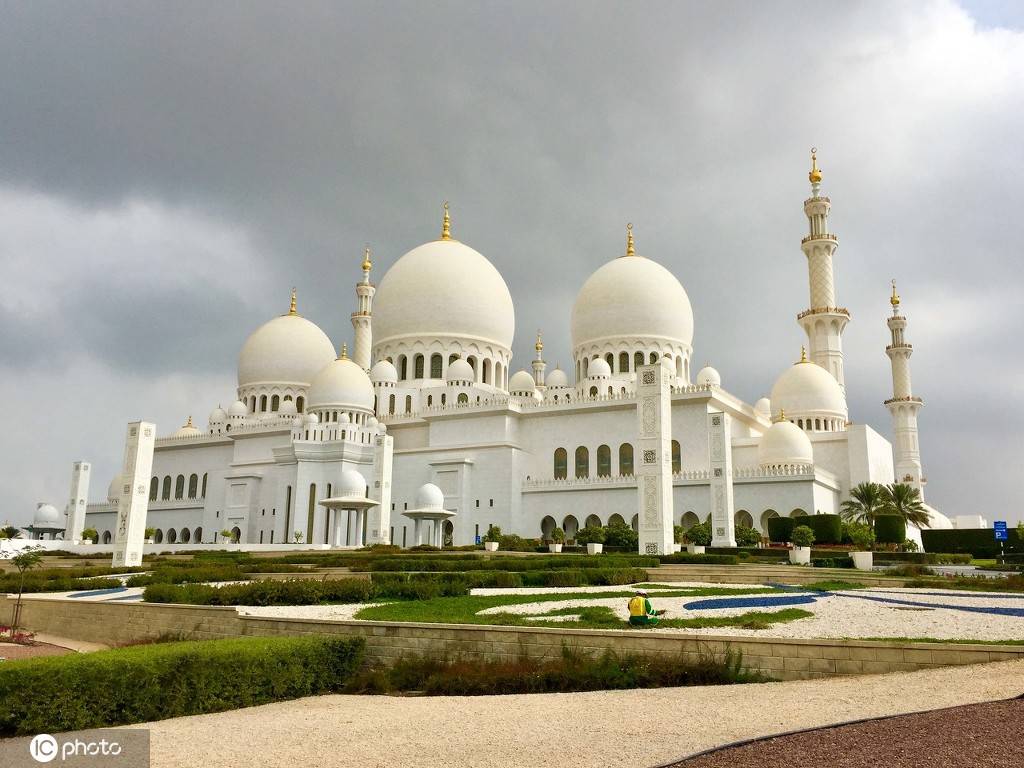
441 393 446 406
676 357 683 378
815 418 821 430
389 394 396 414
634 351 644 370
619 443 634 476
604 352 614 369
430 353 443 379
553 448 568 479
231 526 241 543
609 513 625 527
619 352 629 372
584 513 601 528
194 526 203 543
576 360 581 381
631 514 639 531
468 355 477 379
582 357 589 378
149 477 158 501
259 395 268 412
296 396 305 413
249 396 256 411
174 475 185 499
449 353 459 365
482 358 491 384
398 355 408 380
161 476 171 500
414 354 425 378
201 473 208 498
735 510 753 529
575 446 589 478
180 527 191 543
681 511 699 530
102 530 112 544
495 361 503 388
153 529 163 543
284 394 292 401
649 352 658 364
540 515 556 540
167 528 177 543
597 444 611 477
671 440 681 473
271 395 279 412
405 395 412 413
188 474 198 499
427 395 433 407
457 392 468 404
562 515 579 539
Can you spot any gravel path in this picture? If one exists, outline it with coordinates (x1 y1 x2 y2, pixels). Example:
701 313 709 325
135 659 1024 768
672 697 1024 768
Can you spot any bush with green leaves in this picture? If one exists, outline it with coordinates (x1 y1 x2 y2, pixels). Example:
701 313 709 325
734 526 762 547
657 553 739 565
550 527 565 544
790 525 815 548
684 521 713 547
604 522 638 550
143 577 375 606
0 635 365 735
847 522 875 551
766 517 796 543
483 525 501 542
802 514 843 545
874 515 907 545
574 525 607 545
673 525 685 545
80 527 98 543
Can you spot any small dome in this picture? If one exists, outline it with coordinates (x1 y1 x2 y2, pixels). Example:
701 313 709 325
758 420 814 467
228 400 249 417
279 399 297 415
237 310 337 389
770 357 848 420
208 406 227 424
34 502 61 525
367 416 379 429
107 475 123 504
339 413 351 424
308 356 375 413
336 469 368 499
588 358 611 378
172 416 202 439
304 412 319 425
754 397 772 418
377 423 387 434
446 358 474 383
545 367 569 387
370 359 398 384
414 483 445 510
696 365 721 387
291 415 304 427
509 370 536 392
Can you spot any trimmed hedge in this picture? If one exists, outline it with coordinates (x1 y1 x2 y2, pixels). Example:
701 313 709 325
921 528 1024 558
367 555 658 573
143 578 374 606
0 635 365 735
872 552 972 565
657 553 740 565
766 517 795 543
874 516 907 544
803 514 843 545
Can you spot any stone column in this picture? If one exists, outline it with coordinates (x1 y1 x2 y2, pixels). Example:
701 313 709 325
64 460 91 543
367 433 394 545
413 519 422 546
708 411 737 547
635 360 674 555
333 509 345 546
112 422 156 568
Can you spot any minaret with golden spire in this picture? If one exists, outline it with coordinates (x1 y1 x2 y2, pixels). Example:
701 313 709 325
797 147 849 391
532 329 547 388
351 246 376 372
884 280 925 498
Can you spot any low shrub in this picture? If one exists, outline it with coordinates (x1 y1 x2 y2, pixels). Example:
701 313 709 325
604 523 639 550
811 557 853 569
874 515 907 545
143 577 374 606
684 521 713 547
367 555 656 573
921 527 1024 558
885 564 936 577
803 514 843 545
575 526 606 545
766 517 795 543
734 526 762 547
0 635 365 735
657 553 739 565
790 525 816 548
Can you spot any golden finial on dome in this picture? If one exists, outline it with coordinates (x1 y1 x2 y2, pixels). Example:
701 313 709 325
773 408 787 423
288 288 298 316
535 329 543 352
799 346 808 363
625 222 635 256
890 279 901 308
185 415 193 428
339 343 348 360
362 246 372 273
809 148 822 184
441 201 451 240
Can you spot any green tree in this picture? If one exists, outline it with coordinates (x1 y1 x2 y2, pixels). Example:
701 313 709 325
880 483 931 528
8 546 44 638
840 482 887 526
0 525 19 540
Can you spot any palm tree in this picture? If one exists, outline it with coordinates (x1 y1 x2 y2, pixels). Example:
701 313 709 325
881 483 931 528
840 482 886 525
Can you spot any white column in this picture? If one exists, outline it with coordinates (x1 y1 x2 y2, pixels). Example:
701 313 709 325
367 433 394 545
112 422 156 568
333 509 345 546
635 360 674 555
708 411 737 547
64 460 91 542
413 519 422 546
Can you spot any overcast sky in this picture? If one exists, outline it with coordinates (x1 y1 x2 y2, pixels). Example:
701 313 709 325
2 0 1021 527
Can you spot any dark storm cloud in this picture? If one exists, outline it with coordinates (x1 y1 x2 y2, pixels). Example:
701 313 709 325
1 0 1022 523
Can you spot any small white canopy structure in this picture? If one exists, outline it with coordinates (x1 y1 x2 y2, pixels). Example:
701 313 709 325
402 483 456 548
319 469 378 547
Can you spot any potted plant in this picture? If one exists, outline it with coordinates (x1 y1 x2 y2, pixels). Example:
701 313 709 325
293 531 304 544
576 525 606 555
483 525 501 552
548 527 565 553
672 525 684 553
848 522 875 570
80 527 98 544
684 521 711 554
144 527 156 544
220 528 235 545
789 525 815 565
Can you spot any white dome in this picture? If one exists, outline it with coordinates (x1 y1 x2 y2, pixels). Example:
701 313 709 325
770 358 848 420
696 365 721 387
34 502 61 525
545 368 569 387
446 359 474 383
208 406 227 424
758 420 814 467
279 399 297 415
237 311 337 389
172 417 202 439
414 483 445 510
372 238 515 351
107 475 123 504
572 255 693 349
307 356 374 412
588 358 611 378
228 400 249 417
369 359 398 384
336 469 367 499
754 397 772 417
367 416 379 429
338 413 351 424
509 370 536 392
304 412 319 425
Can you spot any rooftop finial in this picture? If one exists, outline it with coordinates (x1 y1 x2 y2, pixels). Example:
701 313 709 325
799 346 808 363
288 288 298 316
626 222 635 256
185 415 193 428
773 408 787 423
362 245 372 273
890 279 901 308
535 329 543 352
441 201 451 240
809 147 822 184
340 343 348 360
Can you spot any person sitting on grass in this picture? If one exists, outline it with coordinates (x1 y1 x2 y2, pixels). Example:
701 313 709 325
627 589 663 627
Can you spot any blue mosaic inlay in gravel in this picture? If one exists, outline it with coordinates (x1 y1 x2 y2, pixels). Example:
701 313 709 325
836 592 1024 618
683 594 819 611
66 587 128 599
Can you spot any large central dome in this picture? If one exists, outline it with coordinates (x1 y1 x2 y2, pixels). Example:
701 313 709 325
372 238 515 351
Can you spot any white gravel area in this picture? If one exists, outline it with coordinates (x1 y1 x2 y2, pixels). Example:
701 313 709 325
239 603 384 620
133 659 1024 768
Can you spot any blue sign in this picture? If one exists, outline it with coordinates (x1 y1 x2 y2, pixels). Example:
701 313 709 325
475 535 481 545
994 521 1008 541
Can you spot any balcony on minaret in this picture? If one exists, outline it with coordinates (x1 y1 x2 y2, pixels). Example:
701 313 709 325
801 232 838 245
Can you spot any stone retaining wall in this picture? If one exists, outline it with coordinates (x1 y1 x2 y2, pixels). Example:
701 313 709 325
6 595 1022 681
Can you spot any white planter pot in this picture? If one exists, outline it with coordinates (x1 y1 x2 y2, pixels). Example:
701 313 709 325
586 543 603 555
686 544 706 554
483 541 499 552
672 544 682 553
145 538 154 544
850 551 874 571
789 546 811 565
548 543 563 553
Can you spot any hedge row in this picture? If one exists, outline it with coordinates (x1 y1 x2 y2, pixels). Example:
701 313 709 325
921 528 1024 558
656 553 739 565
143 578 375 606
874 515 906 544
766 515 844 544
0 635 365 735
366 555 658 572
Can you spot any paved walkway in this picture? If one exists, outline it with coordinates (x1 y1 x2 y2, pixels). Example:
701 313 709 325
137 659 1024 768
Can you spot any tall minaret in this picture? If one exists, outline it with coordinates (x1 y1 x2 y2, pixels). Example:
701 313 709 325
884 281 925 497
532 330 547 388
351 246 375 371
797 149 849 390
